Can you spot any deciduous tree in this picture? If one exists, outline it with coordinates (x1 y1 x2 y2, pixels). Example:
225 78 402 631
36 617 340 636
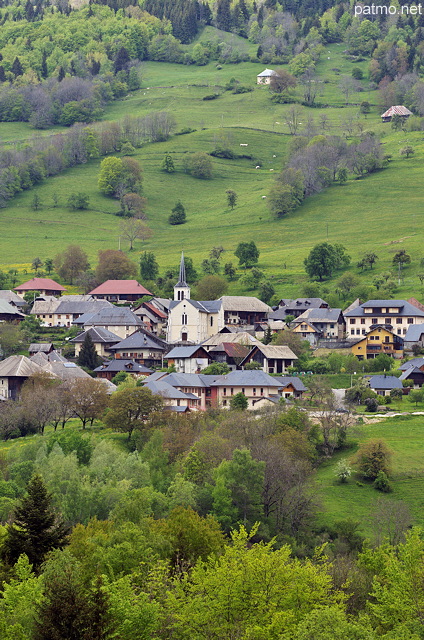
104 386 163 440
96 249 137 282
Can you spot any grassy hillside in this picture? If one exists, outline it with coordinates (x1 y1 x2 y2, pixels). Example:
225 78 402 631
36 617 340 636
0 40 423 299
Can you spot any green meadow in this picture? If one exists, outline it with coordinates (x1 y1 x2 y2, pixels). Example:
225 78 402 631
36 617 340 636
0 39 423 299
315 415 424 536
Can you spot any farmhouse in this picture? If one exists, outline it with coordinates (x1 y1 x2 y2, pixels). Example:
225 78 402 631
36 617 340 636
257 68 277 84
399 366 424 389
88 280 152 304
165 345 210 374
0 355 45 400
381 105 412 122
270 298 329 321
15 278 66 297
32 296 113 327
94 359 152 381
240 344 298 374
292 308 345 344
74 306 143 339
70 327 122 358
109 330 167 368
0 299 25 323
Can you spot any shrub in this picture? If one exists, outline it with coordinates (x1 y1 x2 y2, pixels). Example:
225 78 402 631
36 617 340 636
335 459 352 483
373 470 392 493
203 94 220 101
355 438 392 480
364 397 379 412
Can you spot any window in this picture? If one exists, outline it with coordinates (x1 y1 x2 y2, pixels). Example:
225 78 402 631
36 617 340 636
253 388 256 396
223 399 227 406
210 316 213 326
396 318 402 324
242 388 245 394
223 388 227 396
408 318 414 324
260 388 264 395
361 319 365 324
362 329 366 335
403 328 407 334
356 329 360 335
372 318 378 324
397 329 402 335
231 388 233 395
182 314 188 325
350 319 356 325
385 318 391 324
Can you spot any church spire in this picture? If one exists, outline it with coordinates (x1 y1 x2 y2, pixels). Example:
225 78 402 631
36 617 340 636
174 252 190 301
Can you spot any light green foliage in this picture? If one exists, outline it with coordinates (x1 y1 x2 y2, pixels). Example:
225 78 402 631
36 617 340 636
335 459 352 483
294 605 375 639
166 474 197 511
201 362 230 375
229 392 249 410
98 156 125 196
183 151 213 179
212 449 264 531
104 387 163 440
0 554 43 637
235 241 259 268
164 526 337 639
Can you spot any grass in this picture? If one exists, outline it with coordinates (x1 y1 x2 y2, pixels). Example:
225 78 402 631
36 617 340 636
315 414 424 536
0 39 423 300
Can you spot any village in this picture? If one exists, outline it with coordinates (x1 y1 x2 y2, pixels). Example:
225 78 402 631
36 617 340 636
0 252 423 418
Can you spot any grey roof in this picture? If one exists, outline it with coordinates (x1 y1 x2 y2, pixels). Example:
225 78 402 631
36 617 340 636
31 298 60 315
273 376 307 392
176 252 188 287
404 324 424 342
161 372 213 388
165 346 208 359
257 68 277 77
109 330 167 351
48 350 68 363
169 299 222 313
399 366 424 380
94 360 152 374
43 361 91 381
209 370 284 387
344 300 424 318
0 290 26 307
144 379 191 399
70 327 121 344
29 343 54 353
294 308 343 323
55 297 113 315
246 345 298 360
368 375 402 390
79 307 142 327
0 355 45 377
0 299 25 317
201 332 262 348
219 296 272 313
399 357 424 371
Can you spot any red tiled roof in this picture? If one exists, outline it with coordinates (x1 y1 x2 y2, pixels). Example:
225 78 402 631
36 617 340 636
15 278 66 292
381 105 413 118
143 302 167 319
89 280 152 296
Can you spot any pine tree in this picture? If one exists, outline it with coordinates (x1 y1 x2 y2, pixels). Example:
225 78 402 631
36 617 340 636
11 56 23 77
78 332 99 370
0 66 6 83
216 0 232 31
114 46 130 74
41 51 48 79
161 153 175 173
169 201 186 225
58 66 65 82
2 475 69 571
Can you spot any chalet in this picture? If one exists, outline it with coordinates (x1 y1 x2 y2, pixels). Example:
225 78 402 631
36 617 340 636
399 366 424 389
404 324 424 350
70 327 121 358
74 306 143 339
292 308 345 344
28 343 55 357
368 374 402 396
133 301 168 335
350 326 404 360
0 355 45 400
270 298 329 321
15 278 66 298
208 342 250 369
94 359 152 381
165 345 210 374
381 105 412 122
89 280 152 304
201 331 262 352
344 300 424 339
0 299 25 323
399 357 424 372
240 345 298 374
0 291 26 309
257 68 277 84
108 330 167 368
32 296 112 327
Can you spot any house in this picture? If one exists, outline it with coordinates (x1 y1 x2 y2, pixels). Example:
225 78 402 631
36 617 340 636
404 324 424 350
350 326 404 360
270 298 329 321
15 278 66 298
252 376 307 407
144 371 213 410
133 301 168 336
42 361 92 381
0 299 25 323
201 331 262 352
240 345 298 374
0 290 26 309
208 342 250 369
208 370 291 409
32 296 113 327
94 359 152 381
74 306 143 339
257 68 277 84
344 300 424 339
219 296 272 328
381 105 413 122
292 308 345 345
399 366 424 388
399 357 424 372
108 330 167 368
70 327 122 358
28 343 55 357
368 374 402 396
30 350 68 366
144 378 200 412
165 345 210 374
88 280 152 304
0 355 45 400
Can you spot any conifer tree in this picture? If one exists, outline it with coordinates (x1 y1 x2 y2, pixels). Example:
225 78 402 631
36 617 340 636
2 475 69 571
77 332 99 370
11 56 23 77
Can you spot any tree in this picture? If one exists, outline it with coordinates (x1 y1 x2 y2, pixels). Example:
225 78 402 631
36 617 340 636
184 152 213 179
224 262 236 280
44 258 54 275
235 241 259 268
114 46 130 74
104 387 163 440
98 156 142 197
55 245 90 284
31 257 43 274
268 182 297 218
229 392 248 411
140 252 159 281
339 75 359 103
2 475 69 571
169 201 186 225
162 153 175 173
226 189 237 209
68 378 109 428
31 194 42 211
284 104 302 135
355 438 392 480
201 362 230 375
120 218 152 250
409 389 423 406
0 323 23 357
196 275 228 300
96 249 137 282
269 68 297 96
393 249 411 267
400 145 414 158
304 242 339 281
258 280 275 304
67 192 90 210
336 272 360 298
120 193 147 218
77 333 100 370
11 57 24 77
335 459 352 483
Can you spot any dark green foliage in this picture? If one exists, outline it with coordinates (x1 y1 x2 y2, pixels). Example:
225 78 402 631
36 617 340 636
230 392 248 410
67 193 90 210
169 201 186 225
304 242 350 281
356 439 392 480
201 362 230 375
2 475 69 570
235 241 259 268
373 470 392 493
140 251 159 281
161 153 175 173
77 333 100 370
11 57 23 77
226 189 237 209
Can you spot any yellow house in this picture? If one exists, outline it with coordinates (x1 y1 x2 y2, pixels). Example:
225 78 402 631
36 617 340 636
351 326 404 360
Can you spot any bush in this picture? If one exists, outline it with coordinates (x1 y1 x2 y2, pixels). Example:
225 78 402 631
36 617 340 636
335 459 352 483
373 470 392 493
203 94 220 101
355 438 392 480
364 397 379 412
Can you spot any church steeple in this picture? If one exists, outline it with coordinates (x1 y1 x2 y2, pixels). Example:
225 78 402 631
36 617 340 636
174 252 191 301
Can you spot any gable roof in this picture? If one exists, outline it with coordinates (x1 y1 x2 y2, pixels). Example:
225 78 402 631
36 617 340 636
209 370 284 387
94 359 152 374
15 278 66 292
404 324 424 342
201 332 262 348
399 357 424 371
246 345 298 360
0 290 26 307
54 297 113 315
209 342 250 359
79 307 143 327
109 329 167 351
169 299 222 313
219 296 272 313
144 379 192 400
257 68 277 77
381 105 413 118
70 327 122 344
368 375 402 390
29 343 54 353
344 300 424 318
0 299 25 317
0 355 45 377
166 345 209 359
43 361 91 381
139 301 167 319
273 376 307 392
89 280 152 296
295 308 343 323
399 366 424 380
